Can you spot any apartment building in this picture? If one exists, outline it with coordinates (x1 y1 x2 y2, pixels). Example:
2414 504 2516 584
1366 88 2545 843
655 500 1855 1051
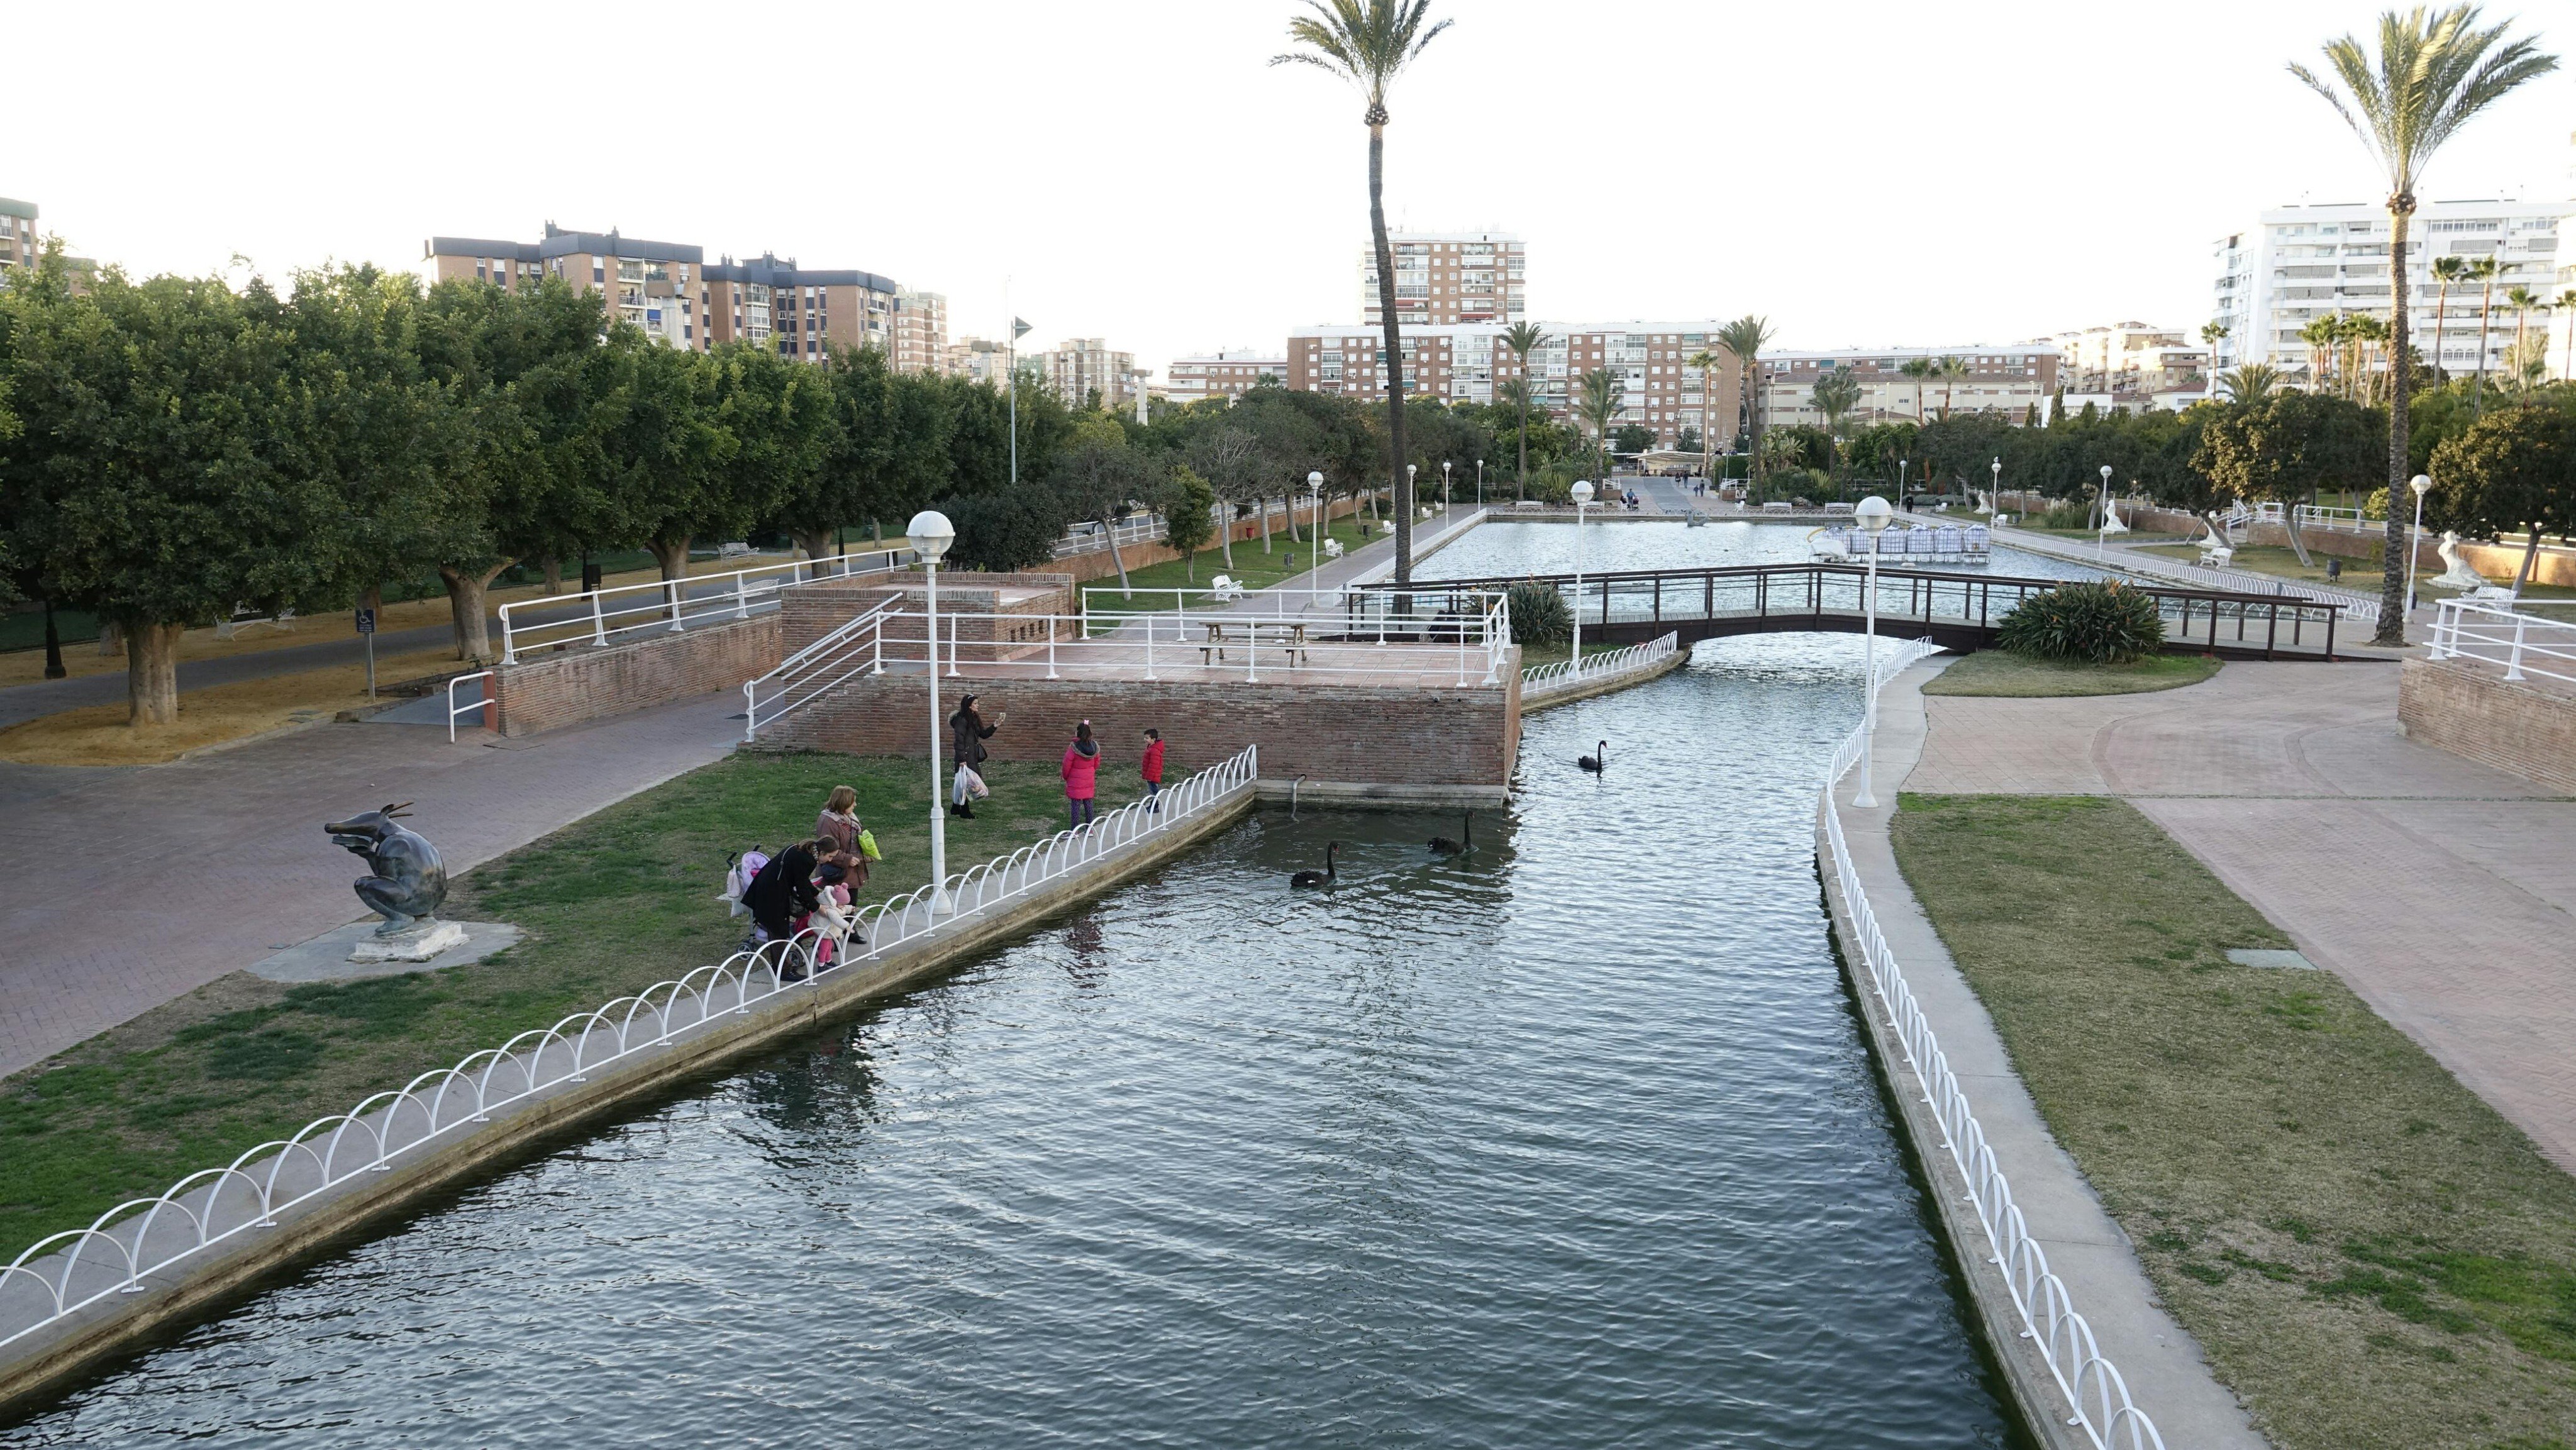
423 225 912 365
1760 347 2060 429
2050 322 2207 401
1040 338 1136 411
1359 231 1526 328
893 288 949 376
1 196 35 270
1163 350 1288 405
945 337 1024 386
2210 196 2565 381
1287 322 1745 450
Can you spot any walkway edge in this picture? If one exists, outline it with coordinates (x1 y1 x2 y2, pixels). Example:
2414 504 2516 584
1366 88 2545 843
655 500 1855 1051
0 784 1255 1416
1818 657 2268 1450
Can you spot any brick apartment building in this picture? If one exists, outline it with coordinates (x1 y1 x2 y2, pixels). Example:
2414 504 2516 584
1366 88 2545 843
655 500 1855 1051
1040 337 1136 411
1163 350 1288 406
1759 347 2062 429
1287 321 1745 450
1359 231 1525 328
0 197 35 270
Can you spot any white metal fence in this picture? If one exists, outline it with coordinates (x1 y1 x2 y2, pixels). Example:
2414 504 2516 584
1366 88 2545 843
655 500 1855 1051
1052 516 1167 559
1522 632 1678 692
1821 637 2165 1450
741 598 907 740
1994 524 2382 625
2428 599 2576 688
0 746 1260 1357
494 549 914 664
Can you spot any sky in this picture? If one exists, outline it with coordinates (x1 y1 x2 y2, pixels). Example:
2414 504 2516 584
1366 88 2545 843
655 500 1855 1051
11 1 2572 376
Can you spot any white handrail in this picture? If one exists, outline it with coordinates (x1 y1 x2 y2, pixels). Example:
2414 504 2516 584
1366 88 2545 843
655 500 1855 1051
1993 524 2380 623
1522 632 1677 689
445 671 494 743
494 548 914 664
742 597 906 740
0 745 1260 1356
2428 598 2576 687
1821 637 2165 1450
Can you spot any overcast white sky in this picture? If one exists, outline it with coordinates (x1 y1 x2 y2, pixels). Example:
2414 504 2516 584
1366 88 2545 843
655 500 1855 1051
13 1 2572 374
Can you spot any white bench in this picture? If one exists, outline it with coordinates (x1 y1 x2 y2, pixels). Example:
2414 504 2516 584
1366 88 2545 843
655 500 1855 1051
214 606 297 640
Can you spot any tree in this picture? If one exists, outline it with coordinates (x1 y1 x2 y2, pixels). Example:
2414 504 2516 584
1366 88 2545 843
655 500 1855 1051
1051 429 1157 596
2221 364 2283 403
1684 345 1728 471
1809 371 1863 477
1936 355 1972 418
2194 390 2382 564
1612 422 1655 456
1575 367 1624 482
2428 400 2576 589
2462 254 2504 410
2198 321 2229 394
706 342 835 582
1275 0 1452 586
2429 253 2467 378
1502 320 1549 498
1676 426 1702 454
782 347 953 573
1715 316 1774 496
1 262 352 725
1897 355 1935 421
1160 465 1219 581
2291 2 2556 640
1185 425 1261 569
2299 315 2344 396
602 337 736 584
938 488 1063 572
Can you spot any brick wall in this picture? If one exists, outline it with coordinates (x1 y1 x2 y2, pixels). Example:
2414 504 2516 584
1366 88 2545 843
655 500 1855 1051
767 670 1521 790
491 616 779 738
2397 656 2576 791
780 572 1074 664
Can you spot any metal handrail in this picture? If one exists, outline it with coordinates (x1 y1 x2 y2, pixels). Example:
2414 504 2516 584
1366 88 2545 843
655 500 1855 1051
2428 598 2576 687
494 549 914 663
1522 632 1677 689
0 745 1260 1356
1821 639 2165 1450
445 671 494 743
743 598 905 740
1990 525 2382 623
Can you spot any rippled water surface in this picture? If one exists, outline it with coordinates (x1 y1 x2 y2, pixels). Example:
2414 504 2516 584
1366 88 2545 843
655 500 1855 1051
1420 519 2110 584
8 638 2022 1449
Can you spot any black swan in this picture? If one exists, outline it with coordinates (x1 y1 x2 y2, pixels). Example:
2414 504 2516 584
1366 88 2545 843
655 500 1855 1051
1578 741 1606 772
1290 842 1340 889
1428 811 1473 855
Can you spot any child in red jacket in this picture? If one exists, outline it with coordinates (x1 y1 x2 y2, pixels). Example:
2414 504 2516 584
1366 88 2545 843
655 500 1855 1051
1062 721 1101 829
1141 728 1165 813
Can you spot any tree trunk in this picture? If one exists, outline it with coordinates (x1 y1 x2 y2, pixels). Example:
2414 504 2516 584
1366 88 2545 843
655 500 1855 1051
1369 120 1412 585
650 537 691 582
438 561 510 661
1258 495 1272 552
97 618 123 657
126 620 182 727
2284 494 2314 568
542 557 563 596
41 600 65 679
1220 504 1235 569
2377 203 2414 645
1516 387 1530 502
871 519 884 545
1102 512 1132 598
2517 526 2543 593
2472 277 2495 415
793 529 835 580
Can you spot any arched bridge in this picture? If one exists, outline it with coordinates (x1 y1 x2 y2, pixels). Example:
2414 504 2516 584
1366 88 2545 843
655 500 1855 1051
1353 562 2351 661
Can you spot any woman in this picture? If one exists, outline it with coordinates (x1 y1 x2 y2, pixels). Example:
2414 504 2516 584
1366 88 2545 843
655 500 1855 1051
815 786 863 859
741 839 825 979
1062 720 1101 830
948 694 1005 819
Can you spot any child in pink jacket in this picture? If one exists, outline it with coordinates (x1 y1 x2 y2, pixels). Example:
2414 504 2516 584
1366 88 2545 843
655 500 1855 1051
1062 721 1101 828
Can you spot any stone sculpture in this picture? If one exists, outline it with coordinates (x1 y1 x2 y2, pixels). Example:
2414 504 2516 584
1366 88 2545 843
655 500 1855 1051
2433 531 2500 593
326 803 450 936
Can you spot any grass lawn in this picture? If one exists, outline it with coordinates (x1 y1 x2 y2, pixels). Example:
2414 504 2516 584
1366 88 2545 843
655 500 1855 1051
1920 650 2220 697
0 647 463 766
0 753 1146 1257
1082 518 1380 605
1890 794 2576 1450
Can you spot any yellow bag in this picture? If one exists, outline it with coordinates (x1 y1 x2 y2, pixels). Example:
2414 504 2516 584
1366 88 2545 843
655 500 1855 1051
857 828 882 862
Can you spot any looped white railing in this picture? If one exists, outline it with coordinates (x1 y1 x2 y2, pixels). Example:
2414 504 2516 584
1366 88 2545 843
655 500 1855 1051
1522 632 1677 691
494 548 914 664
2428 597 2576 687
0 745 1259 1357
1821 638 2165 1450
743 597 906 740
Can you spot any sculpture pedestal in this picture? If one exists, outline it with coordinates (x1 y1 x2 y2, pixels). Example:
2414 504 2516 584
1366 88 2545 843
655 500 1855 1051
250 920 520 984
350 921 470 963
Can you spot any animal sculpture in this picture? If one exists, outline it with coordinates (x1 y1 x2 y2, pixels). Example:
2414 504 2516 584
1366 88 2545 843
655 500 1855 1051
326 803 448 935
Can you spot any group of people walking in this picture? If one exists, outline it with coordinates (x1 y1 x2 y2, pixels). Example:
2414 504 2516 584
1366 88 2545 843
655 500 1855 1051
948 694 1165 830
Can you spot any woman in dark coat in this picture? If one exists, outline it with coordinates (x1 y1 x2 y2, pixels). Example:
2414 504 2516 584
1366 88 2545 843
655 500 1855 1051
741 840 824 975
948 694 1004 818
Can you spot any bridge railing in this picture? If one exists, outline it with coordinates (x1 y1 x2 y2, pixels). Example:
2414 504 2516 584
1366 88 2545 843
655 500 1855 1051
1821 639 2167 1450
495 549 914 664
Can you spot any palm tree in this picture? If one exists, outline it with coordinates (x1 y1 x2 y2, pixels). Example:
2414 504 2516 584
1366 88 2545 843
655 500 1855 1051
1714 315 1774 499
1575 367 1624 484
1684 345 1728 478
1935 355 1970 418
1274 0 1453 585
2292 3 2558 645
2558 287 2576 382
1897 356 1935 420
2348 312 2390 404
1501 320 1550 499
1809 372 1863 481
2465 253 2504 412
2504 284 2542 386
2220 363 2283 403
2429 252 2468 380
2197 322 2229 398
2299 314 2345 396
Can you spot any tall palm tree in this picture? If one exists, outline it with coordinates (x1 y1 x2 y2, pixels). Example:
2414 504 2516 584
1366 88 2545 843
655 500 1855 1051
2349 312 2391 404
1809 372 1863 481
1575 368 1624 484
2557 287 2576 382
2197 322 2229 398
1684 345 1727 477
2504 284 2542 386
1935 355 1970 418
2220 363 2283 403
1714 315 1774 499
2465 253 2504 412
2299 314 2344 395
1274 0 1453 585
2292 3 2557 644
2429 252 2468 380
1501 320 1550 499
1898 356 1935 420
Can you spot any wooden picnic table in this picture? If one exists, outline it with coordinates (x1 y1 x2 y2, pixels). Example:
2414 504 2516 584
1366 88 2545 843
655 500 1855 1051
1201 620 1310 667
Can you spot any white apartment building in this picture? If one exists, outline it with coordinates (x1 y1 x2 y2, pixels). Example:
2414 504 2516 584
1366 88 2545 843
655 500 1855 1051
946 336 1024 387
2211 196 2565 381
1359 231 1526 328
1286 321 1745 450
1039 337 1136 411
1164 350 1288 405
1761 347 2061 430
2050 322 2209 401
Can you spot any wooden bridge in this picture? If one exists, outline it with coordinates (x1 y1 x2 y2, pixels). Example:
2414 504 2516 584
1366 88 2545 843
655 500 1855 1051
1352 562 2350 661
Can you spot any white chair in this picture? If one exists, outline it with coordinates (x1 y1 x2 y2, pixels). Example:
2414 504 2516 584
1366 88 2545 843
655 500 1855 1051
1209 575 1245 602
1322 539 1345 560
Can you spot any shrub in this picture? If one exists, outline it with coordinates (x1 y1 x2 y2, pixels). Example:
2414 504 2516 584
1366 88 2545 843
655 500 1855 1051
1996 580 2166 664
2030 498 2095 529
938 489 1064 572
1506 581 1571 647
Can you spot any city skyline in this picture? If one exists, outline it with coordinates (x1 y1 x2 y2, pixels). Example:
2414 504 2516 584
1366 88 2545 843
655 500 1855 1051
8 1 2571 382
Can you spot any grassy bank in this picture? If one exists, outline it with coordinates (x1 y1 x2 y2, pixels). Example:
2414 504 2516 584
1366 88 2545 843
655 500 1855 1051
0 753 1143 1256
1890 794 2576 1450
0 647 462 766
1086 517 1377 601
1919 650 2219 698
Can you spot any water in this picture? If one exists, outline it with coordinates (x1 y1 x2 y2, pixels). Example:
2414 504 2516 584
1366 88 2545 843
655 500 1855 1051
4 640 2021 1449
1420 520 2111 585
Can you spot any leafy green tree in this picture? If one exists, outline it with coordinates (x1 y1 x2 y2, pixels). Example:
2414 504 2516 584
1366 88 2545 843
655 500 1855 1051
1809 372 1863 477
598 338 736 582
2428 399 2576 588
1275 0 1452 584
1676 426 1702 454
703 343 836 571
1612 422 1655 456
1684 345 1728 471
1897 356 1935 421
938 488 1063 572
1502 321 1549 497
1575 367 1624 482
2290 3 2553 639
2220 364 2282 403
1 262 351 724
1160 465 1219 581
1184 425 1261 569
1715 316 1774 495
2194 390 2382 561
1052 427 1158 594
1936 355 1972 418
777 347 947 569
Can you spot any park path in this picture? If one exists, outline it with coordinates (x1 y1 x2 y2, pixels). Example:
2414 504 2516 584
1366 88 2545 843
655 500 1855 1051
0 693 738 1080
1903 659 2576 1173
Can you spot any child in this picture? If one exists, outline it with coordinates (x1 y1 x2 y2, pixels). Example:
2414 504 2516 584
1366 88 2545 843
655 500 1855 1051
1062 720 1100 829
1140 728 1165 813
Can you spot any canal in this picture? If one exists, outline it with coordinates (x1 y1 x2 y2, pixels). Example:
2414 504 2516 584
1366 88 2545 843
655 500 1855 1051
4 555 2028 1446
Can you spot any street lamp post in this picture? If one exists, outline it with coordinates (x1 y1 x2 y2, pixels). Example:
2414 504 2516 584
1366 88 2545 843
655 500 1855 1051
908 509 958 913
1989 457 2002 521
1476 458 1484 508
1308 471 1326 605
1443 460 1453 511
2406 472 2433 619
1853 495 1895 809
1570 480 1594 669
2096 463 2115 559
1407 464 1418 523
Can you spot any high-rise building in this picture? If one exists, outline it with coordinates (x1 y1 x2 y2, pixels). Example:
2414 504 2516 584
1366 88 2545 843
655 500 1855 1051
1039 338 1135 411
2211 197 2564 382
1359 231 1525 328
700 252 899 360
945 336 1022 386
1 196 36 270
1163 350 1289 405
1287 322 1745 450
893 288 949 376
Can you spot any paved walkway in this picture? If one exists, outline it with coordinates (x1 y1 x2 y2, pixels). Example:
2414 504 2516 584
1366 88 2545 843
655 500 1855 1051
0 694 738 1079
1906 659 2576 1173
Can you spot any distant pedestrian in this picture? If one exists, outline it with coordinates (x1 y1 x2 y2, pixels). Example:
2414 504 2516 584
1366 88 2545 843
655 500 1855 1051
1140 728 1165 812
949 694 1004 818
1062 720 1100 829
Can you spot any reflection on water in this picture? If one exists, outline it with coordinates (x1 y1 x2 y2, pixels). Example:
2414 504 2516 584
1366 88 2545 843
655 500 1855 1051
4 637 2022 1449
1423 520 2109 584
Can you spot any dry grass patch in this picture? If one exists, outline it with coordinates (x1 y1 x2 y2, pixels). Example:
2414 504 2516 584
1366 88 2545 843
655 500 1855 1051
1920 650 2220 698
1890 793 2576 1450
0 648 461 766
